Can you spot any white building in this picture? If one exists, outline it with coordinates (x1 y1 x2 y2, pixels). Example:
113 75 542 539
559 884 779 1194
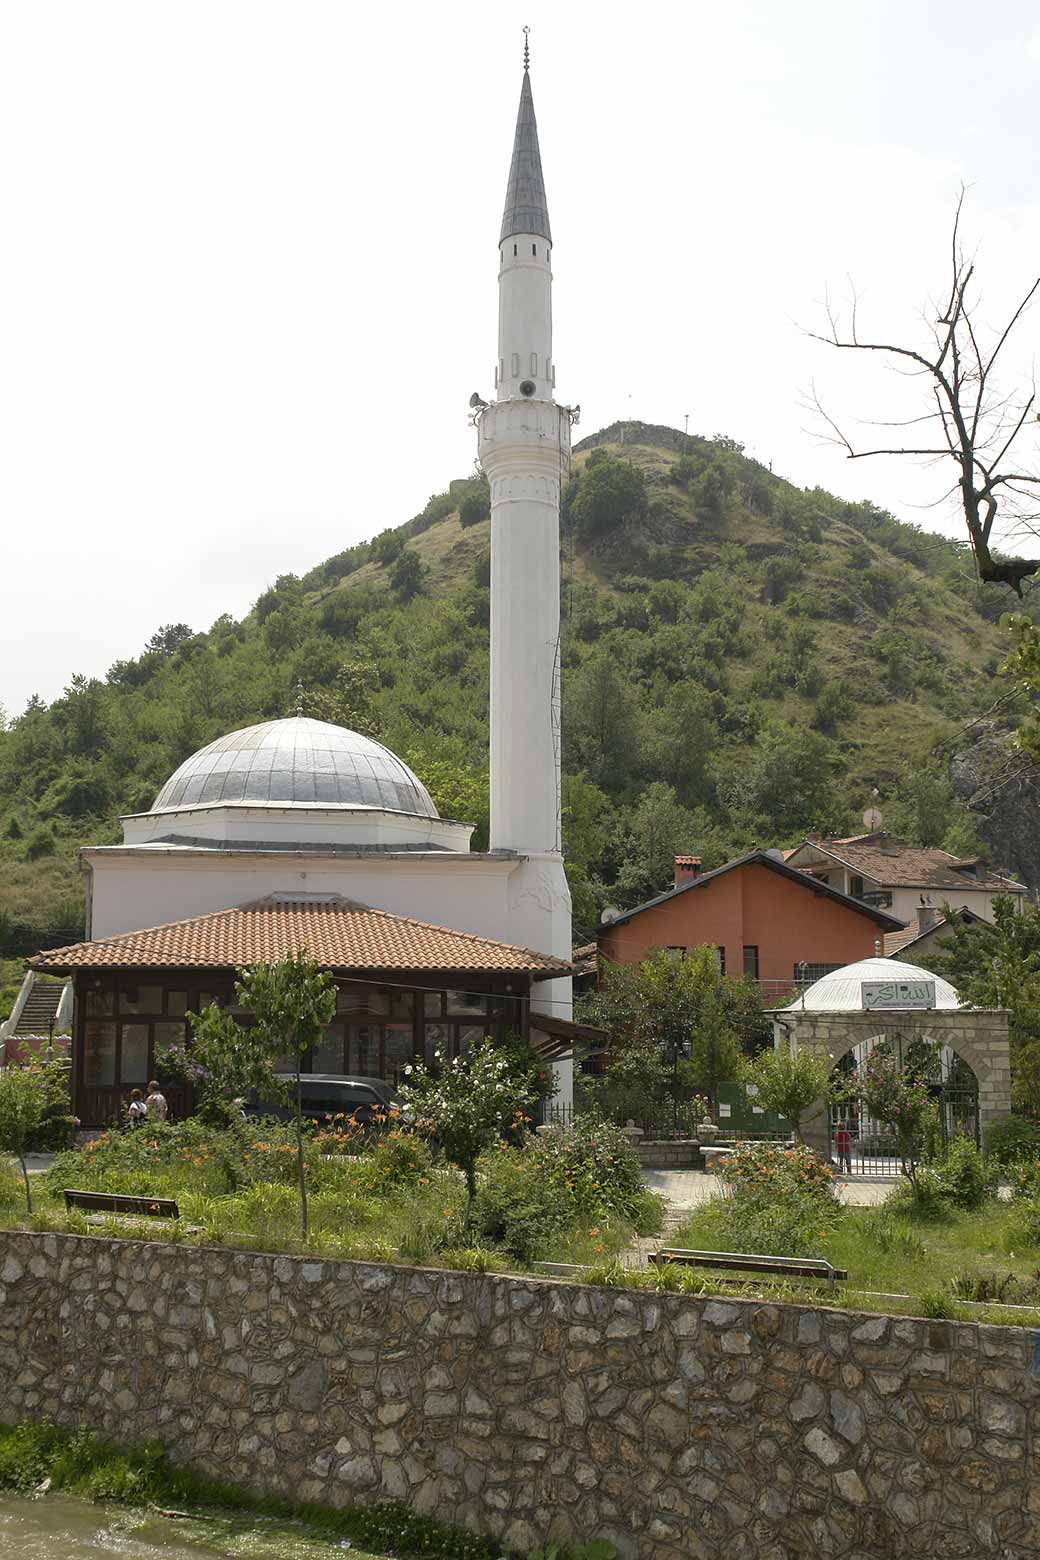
785 832 1025 930
67 52 575 1107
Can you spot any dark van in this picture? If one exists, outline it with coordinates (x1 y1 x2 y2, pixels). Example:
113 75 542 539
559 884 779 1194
245 1075 404 1130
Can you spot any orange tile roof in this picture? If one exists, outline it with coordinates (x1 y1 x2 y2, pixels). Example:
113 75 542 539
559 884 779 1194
29 896 570 978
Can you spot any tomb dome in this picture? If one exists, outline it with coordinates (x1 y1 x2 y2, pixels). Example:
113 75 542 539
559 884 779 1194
798 956 961 1011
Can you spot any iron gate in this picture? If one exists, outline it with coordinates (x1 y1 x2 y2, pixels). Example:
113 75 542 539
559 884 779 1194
828 1039 979 1177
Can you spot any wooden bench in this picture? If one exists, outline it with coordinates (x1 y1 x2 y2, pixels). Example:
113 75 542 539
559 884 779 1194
649 1247 848 1290
63 1189 180 1220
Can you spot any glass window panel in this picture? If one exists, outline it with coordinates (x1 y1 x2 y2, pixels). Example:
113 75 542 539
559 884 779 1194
85 986 114 1017
384 1025 415 1087
424 993 444 1018
348 1024 380 1077
313 1022 345 1074
84 1023 116 1087
199 992 224 1011
166 991 188 1018
424 1023 449 1064
120 1024 150 1084
337 987 368 1016
388 989 414 1021
119 984 163 1016
455 1025 486 1058
446 990 488 1016
154 1021 184 1054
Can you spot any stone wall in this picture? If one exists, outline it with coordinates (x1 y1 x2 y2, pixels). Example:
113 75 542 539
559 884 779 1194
1 1230 1038 1558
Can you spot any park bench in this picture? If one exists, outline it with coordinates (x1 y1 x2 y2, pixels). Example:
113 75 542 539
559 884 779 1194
649 1247 848 1290
63 1189 180 1220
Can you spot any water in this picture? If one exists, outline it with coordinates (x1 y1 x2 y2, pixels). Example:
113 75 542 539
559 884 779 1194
0 1495 369 1559
0 1495 217 1557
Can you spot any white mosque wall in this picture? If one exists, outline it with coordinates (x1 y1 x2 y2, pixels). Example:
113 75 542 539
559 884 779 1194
121 804 471 853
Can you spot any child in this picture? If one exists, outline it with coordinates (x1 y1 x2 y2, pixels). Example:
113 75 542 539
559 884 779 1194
127 1088 147 1128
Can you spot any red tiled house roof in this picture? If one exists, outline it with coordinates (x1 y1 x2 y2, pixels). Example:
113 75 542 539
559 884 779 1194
29 896 570 978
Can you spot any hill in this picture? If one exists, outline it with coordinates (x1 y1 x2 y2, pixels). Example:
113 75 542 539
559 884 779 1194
0 419 1028 958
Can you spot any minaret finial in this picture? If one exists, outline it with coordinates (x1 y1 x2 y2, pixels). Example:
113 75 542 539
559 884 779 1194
293 679 305 717
523 25 530 73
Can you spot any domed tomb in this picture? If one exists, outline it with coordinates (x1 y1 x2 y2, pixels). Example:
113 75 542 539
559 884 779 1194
151 718 438 817
798 955 961 1011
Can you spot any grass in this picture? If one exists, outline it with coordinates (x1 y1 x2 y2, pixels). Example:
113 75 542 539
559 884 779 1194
668 1191 1040 1323
0 1420 509 1559
0 1124 656 1274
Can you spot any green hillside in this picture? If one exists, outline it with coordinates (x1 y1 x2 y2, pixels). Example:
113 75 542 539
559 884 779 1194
0 420 1024 954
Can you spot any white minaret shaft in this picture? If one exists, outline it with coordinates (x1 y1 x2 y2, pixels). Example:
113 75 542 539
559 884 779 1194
479 58 571 857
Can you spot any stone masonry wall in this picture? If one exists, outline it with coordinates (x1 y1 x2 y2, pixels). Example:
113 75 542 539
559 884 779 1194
0 1230 1038 1558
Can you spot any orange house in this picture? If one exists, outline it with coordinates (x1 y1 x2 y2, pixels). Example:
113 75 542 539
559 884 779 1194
598 851 905 997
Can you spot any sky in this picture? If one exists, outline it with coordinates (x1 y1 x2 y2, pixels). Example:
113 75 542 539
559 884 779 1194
1 0 1038 714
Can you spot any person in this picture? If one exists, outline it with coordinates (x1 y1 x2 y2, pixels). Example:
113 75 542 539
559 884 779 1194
145 1080 168 1123
127 1088 147 1128
835 1120 852 1175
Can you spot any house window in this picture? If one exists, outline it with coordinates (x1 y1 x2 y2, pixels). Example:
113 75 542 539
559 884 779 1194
742 946 759 979
795 962 843 983
714 946 726 975
850 875 864 898
665 947 686 961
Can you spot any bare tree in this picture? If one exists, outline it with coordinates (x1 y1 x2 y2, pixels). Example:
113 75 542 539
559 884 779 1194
808 190 1040 594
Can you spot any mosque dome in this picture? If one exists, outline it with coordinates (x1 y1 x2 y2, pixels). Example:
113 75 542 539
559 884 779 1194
798 956 961 1012
151 717 438 818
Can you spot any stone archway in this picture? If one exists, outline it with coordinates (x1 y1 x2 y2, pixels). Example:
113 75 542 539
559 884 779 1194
771 1007 1011 1163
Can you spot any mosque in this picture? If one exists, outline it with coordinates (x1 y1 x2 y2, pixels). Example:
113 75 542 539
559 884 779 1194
31 52 584 1126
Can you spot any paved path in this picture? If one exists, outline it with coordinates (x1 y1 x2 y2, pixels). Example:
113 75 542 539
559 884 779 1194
644 1167 895 1212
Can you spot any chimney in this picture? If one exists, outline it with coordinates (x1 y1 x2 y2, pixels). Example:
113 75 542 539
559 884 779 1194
674 855 702 889
918 897 938 933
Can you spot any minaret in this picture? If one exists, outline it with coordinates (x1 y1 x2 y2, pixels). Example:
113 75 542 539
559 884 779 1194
477 38 573 1043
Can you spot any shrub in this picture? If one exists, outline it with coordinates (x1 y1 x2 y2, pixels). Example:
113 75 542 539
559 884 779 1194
884 1170 952 1223
528 1113 655 1224
1000 1197 1040 1252
473 1148 566 1263
983 1116 1040 1168
695 1141 842 1258
932 1137 990 1210
356 1128 433 1191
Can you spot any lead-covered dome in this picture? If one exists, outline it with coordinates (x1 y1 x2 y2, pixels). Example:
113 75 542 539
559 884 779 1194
151 718 438 818
799 956 961 1011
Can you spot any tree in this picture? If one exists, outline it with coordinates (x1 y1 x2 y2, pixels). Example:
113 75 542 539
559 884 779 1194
224 955 337 1239
741 1038 831 1142
373 529 405 565
160 1004 285 1127
400 1039 538 1235
564 652 642 790
298 659 382 740
569 453 648 540
613 782 700 903
810 190 1040 593
581 946 759 1118
927 896 1040 1114
0 1066 47 1212
389 547 427 601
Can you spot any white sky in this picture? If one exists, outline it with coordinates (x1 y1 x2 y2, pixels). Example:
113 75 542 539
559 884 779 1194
2 0 1038 714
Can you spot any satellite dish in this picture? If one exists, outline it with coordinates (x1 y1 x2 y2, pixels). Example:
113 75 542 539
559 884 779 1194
765 847 785 863
600 906 621 925
863 807 883 831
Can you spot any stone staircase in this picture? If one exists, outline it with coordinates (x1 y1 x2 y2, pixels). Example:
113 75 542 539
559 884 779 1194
0 972 72 1052
11 978 65 1035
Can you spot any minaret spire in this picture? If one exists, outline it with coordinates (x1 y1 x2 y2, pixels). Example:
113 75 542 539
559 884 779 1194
499 50 551 245
523 25 530 73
